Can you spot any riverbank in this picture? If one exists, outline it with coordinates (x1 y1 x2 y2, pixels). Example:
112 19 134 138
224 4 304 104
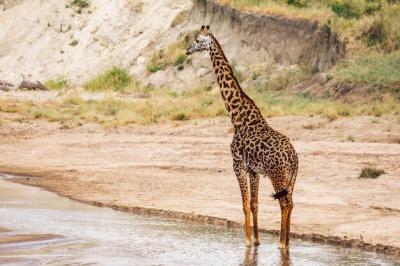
0 116 399 256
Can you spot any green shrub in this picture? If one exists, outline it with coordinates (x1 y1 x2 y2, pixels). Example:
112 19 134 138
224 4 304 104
364 0 382 14
146 63 165 73
147 33 190 73
361 4 400 52
45 78 68 90
71 0 90 8
335 50 400 86
287 0 309 7
84 67 132 92
171 111 190 121
174 54 186 66
330 0 365 18
359 167 385 178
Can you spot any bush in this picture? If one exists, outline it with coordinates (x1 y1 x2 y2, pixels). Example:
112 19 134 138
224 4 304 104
45 78 68 90
364 0 382 14
84 67 132 92
147 33 190 73
171 111 190 121
71 0 90 8
287 0 309 7
335 50 400 86
330 0 365 19
359 167 385 178
174 54 186 66
361 4 400 52
146 63 165 73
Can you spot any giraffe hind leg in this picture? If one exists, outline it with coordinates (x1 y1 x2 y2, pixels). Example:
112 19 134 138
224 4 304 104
279 195 293 249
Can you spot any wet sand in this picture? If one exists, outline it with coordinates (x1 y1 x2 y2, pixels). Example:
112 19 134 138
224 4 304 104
0 116 399 256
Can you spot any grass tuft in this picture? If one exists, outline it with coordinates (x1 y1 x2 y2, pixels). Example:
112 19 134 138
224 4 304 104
45 78 68 90
84 67 132 92
147 33 190 73
334 50 400 86
359 167 385 178
70 0 90 8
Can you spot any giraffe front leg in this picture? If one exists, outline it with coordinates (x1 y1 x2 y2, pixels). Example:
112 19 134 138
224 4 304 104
233 161 251 247
249 172 260 246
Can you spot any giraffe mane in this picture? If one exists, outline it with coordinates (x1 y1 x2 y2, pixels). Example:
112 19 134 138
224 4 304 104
208 33 259 111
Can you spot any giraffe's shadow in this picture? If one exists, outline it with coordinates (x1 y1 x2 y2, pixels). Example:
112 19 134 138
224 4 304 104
242 246 291 266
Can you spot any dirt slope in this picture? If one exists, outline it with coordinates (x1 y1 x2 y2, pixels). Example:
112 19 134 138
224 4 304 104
0 0 343 89
0 0 192 85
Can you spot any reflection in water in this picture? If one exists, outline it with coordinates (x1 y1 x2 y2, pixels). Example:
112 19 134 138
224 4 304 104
243 246 291 266
243 246 257 266
280 248 290 266
0 177 398 265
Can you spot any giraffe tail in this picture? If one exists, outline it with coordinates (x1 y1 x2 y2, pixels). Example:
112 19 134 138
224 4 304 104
271 189 288 199
271 166 298 200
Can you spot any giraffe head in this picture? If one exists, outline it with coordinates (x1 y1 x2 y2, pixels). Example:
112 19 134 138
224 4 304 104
186 25 213 56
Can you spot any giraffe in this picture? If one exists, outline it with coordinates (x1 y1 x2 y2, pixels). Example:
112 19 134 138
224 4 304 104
186 25 298 249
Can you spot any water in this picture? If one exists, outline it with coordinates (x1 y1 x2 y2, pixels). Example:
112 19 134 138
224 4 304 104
0 175 398 266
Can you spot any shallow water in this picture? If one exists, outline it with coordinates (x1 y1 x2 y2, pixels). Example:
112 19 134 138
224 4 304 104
0 175 398 266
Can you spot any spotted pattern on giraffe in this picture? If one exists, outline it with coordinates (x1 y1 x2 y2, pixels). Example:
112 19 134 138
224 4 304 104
186 25 298 249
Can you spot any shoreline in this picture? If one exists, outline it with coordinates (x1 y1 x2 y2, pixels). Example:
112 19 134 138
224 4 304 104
2 169 399 257
0 116 399 259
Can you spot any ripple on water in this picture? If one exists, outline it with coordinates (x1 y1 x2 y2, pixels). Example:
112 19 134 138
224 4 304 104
0 177 398 265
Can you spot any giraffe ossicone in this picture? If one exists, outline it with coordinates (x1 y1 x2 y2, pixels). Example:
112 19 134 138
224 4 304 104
186 25 299 249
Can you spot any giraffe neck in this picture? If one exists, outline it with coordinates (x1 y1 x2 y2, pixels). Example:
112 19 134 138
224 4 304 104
209 37 265 128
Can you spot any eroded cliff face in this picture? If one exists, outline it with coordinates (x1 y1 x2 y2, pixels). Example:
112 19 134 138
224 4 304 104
191 0 344 72
0 0 344 88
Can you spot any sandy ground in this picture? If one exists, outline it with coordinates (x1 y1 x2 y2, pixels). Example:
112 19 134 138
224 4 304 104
0 116 399 252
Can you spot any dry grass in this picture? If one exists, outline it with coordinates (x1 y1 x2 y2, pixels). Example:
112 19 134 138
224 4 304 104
219 0 334 24
1 82 399 127
359 167 385 178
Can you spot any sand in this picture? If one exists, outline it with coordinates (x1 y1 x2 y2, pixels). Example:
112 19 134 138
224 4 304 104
0 116 399 252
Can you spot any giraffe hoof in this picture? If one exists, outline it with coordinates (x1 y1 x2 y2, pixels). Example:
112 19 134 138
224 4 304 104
254 240 260 246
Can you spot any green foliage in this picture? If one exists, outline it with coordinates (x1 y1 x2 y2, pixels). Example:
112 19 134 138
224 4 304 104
45 78 68 90
146 64 165 73
70 0 90 8
171 111 190 121
330 0 365 19
84 67 132 92
359 167 385 178
335 50 400 86
147 33 190 73
287 0 309 7
174 54 187 66
361 4 400 52
364 0 383 14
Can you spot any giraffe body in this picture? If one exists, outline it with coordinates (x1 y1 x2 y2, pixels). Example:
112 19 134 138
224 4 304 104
186 26 298 249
